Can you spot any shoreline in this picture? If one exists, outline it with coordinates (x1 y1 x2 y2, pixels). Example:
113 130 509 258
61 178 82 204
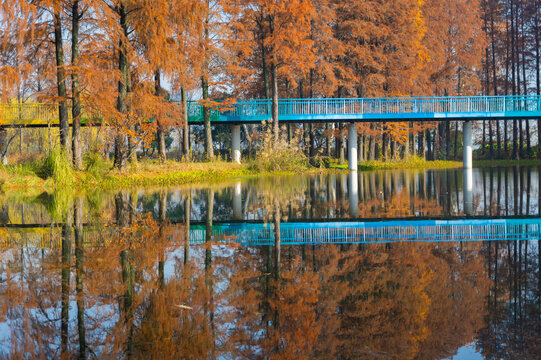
1 158 539 194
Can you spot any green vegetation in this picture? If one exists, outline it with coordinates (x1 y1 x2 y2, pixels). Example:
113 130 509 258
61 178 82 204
473 159 541 167
37 149 74 187
0 155 318 193
248 127 308 173
9 151 538 195
330 156 462 171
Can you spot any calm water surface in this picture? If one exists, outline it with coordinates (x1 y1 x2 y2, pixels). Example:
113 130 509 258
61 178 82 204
0 167 539 359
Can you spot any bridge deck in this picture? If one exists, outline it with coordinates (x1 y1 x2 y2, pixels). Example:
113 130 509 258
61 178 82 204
2 96 541 127
187 95 541 124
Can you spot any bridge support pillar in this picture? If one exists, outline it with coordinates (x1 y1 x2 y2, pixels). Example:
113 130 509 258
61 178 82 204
348 171 358 218
348 123 357 170
232 125 241 164
233 181 242 220
463 168 473 215
463 120 472 169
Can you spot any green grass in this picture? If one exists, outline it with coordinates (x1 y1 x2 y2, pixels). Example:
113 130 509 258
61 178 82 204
0 154 470 194
0 155 333 194
330 156 462 171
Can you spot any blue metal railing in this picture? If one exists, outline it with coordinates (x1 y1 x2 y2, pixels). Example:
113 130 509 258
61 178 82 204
189 218 541 245
187 95 541 123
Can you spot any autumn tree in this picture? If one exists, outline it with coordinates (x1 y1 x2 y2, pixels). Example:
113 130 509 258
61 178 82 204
227 0 317 143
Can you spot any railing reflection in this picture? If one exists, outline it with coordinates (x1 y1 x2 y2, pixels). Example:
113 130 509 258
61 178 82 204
189 218 541 246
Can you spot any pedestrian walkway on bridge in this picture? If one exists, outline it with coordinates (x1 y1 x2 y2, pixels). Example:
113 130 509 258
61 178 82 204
2 95 541 169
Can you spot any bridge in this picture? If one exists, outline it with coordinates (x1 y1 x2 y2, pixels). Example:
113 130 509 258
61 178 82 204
2 95 541 168
1 217 540 249
190 218 541 246
186 95 541 123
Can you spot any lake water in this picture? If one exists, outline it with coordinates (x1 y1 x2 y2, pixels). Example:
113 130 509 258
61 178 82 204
0 167 539 359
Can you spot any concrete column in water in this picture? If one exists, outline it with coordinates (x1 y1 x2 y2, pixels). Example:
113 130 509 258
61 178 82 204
463 120 472 169
463 168 473 215
348 171 359 218
348 123 358 170
232 181 242 220
232 125 241 164
330 173 337 204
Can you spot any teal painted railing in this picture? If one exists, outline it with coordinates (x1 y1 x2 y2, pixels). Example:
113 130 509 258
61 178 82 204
187 95 541 123
1 218 539 249
189 218 541 245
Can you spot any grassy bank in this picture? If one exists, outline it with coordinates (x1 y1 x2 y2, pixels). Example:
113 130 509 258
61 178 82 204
0 156 328 193
330 157 462 171
96 161 258 189
8 153 534 194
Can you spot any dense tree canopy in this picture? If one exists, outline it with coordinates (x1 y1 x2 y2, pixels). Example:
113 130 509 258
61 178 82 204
0 0 539 166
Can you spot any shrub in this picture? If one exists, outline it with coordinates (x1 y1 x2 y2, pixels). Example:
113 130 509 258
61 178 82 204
250 123 308 172
84 149 109 179
310 155 333 168
38 148 74 187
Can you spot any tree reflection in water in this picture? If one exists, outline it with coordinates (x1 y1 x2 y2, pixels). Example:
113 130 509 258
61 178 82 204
0 168 540 358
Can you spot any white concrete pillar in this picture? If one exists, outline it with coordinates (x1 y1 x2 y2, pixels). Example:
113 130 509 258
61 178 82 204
340 173 347 203
232 125 241 164
349 171 358 218
330 174 337 204
348 123 358 170
463 168 473 215
463 120 472 169
233 181 242 220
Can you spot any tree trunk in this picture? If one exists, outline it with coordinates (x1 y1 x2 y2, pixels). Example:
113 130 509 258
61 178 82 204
445 121 450 159
155 70 166 163
326 123 332 156
61 210 72 357
182 87 190 159
419 131 425 159
0 128 10 165
537 7 541 158
339 124 345 164
273 199 281 280
261 40 270 99
510 3 517 159
303 123 309 155
382 132 388 161
519 119 523 158
454 122 459 160
114 4 129 169
287 124 292 143
201 76 213 160
271 59 279 143
71 0 82 170
369 133 375 161
504 18 510 155
521 19 530 156
426 130 432 161
309 124 315 158
358 135 364 162
54 8 69 158
513 119 518 159
74 196 86 358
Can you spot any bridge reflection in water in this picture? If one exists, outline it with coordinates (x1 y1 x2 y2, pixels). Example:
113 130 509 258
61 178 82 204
191 218 541 246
